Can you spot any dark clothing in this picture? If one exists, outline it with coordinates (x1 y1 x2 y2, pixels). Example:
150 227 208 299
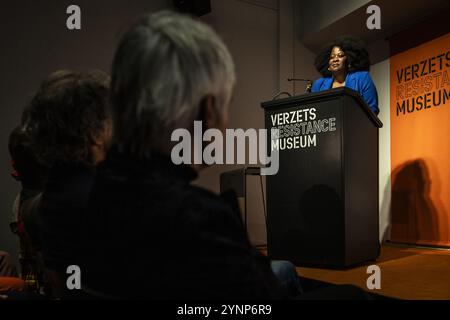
0 251 18 277
37 164 96 273
13 189 45 293
16 180 91 295
81 151 282 299
19 189 43 250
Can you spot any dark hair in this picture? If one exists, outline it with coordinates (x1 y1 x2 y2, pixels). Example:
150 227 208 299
26 70 110 166
314 36 371 77
8 126 48 189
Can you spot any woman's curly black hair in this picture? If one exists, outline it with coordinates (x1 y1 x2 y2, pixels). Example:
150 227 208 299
25 70 110 167
314 36 371 77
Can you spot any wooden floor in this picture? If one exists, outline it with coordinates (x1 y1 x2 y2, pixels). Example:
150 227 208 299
295 243 450 300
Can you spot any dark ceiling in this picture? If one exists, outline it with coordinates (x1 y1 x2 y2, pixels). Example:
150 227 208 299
298 0 450 63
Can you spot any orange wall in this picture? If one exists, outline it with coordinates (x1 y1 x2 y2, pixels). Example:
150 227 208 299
390 33 450 247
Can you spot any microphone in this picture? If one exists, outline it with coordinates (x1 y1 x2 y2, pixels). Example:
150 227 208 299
272 91 292 100
287 78 313 93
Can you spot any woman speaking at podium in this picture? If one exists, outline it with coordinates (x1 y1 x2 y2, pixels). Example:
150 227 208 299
311 36 379 115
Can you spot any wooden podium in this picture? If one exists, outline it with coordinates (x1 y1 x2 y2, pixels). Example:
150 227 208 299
261 88 383 267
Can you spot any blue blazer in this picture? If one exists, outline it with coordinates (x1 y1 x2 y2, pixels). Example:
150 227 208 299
311 71 379 115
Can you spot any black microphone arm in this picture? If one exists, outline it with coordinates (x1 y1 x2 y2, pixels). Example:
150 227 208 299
287 78 313 93
272 91 292 100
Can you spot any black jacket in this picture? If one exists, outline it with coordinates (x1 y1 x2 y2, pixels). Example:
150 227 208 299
81 151 282 299
38 164 96 272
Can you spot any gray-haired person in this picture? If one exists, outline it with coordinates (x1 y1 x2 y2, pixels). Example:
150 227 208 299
80 11 300 299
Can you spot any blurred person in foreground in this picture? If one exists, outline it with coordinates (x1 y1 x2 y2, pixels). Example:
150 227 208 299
80 11 287 299
24 70 111 298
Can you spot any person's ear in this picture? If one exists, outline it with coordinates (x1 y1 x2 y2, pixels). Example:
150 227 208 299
90 132 103 147
91 120 112 147
90 128 106 147
198 95 219 130
89 120 113 165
